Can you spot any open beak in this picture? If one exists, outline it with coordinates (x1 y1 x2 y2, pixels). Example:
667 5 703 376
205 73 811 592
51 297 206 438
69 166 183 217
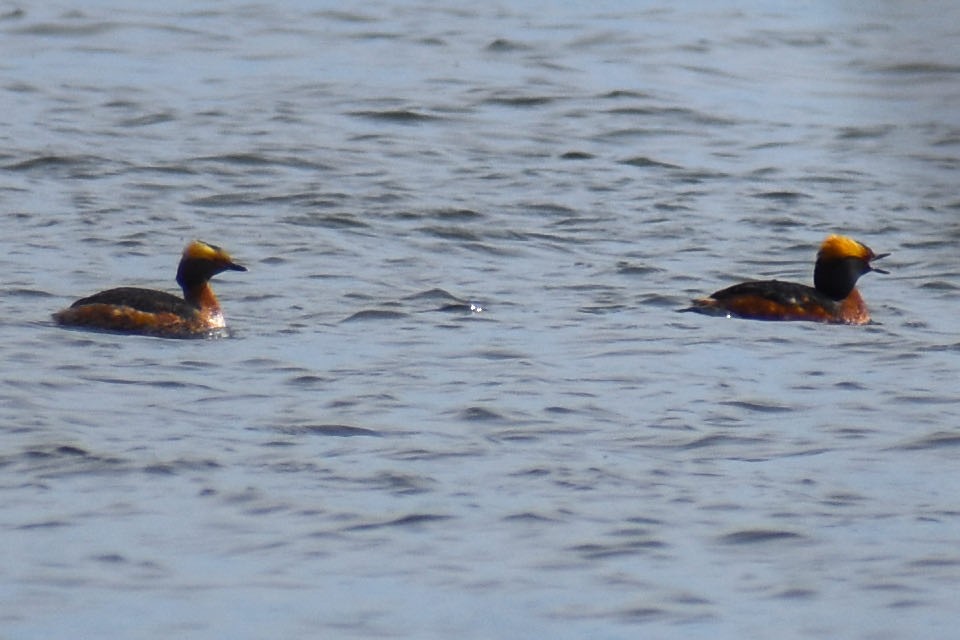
870 252 890 274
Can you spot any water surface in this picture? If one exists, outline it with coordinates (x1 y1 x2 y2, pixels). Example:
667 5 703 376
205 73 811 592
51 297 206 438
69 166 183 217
2 2 960 638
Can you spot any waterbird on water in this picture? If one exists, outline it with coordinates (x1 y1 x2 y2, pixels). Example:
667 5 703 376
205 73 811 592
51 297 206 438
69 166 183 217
53 240 246 338
685 234 888 325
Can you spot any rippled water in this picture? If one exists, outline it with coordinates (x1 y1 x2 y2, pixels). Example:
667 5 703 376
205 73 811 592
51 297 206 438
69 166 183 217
3 2 960 638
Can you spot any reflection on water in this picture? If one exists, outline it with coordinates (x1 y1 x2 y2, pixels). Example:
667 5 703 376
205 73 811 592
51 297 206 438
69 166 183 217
2 2 960 638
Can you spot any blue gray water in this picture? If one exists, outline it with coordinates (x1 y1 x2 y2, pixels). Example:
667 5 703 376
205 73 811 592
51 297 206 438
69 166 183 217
2 2 960 638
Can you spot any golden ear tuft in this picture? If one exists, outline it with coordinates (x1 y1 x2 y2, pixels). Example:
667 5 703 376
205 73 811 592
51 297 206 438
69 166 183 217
183 240 227 262
817 235 872 262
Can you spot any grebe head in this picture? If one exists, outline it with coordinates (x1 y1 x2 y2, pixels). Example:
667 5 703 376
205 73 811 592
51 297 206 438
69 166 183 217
813 235 888 300
176 240 246 290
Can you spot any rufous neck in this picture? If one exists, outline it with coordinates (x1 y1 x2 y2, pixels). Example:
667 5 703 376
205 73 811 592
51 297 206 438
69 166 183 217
183 282 221 313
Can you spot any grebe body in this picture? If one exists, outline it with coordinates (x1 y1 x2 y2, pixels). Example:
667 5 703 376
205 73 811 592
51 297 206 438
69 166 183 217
54 240 246 338
688 235 886 325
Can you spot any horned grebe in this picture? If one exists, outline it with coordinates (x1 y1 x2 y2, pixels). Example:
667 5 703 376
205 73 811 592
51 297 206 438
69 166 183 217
53 240 246 338
687 235 887 325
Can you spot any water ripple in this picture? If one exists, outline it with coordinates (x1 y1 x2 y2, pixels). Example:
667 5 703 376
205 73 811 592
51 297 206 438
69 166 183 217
718 530 807 545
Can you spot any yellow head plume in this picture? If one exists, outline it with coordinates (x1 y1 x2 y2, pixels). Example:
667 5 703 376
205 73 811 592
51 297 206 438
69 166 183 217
817 235 875 262
183 240 231 262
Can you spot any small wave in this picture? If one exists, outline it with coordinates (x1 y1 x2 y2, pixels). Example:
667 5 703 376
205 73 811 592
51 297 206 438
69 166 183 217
396 207 484 221
4 154 107 174
276 424 383 437
752 190 811 201
720 399 795 413
774 588 817 600
190 152 330 171
186 193 259 207
403 287 461 302
485 38 531 52
876 62 960 75
919 280 960 291
608 104 737 126
143 458 221 475
483 95 557 108
600 89 655 100
569 538 667 560
676 434 763 450
468 349 525 361
718 529 805 544
117 111 176 127
619 156 682 169
405 288 485 312
340 309 409 322
82 375 211 388
418 225 483 242
17 520 70 530
286 374 331 386
283 213 370 229
313 10 378 24
349 109 442 123
459 406 507 422
344 513 451 531
908 556 960 568
11 21 116 37
895 431 960 450
9 288 57 299
502 511 559 523
837 125 895 140
24 444 88 459
7 444 128 478
616 261 662 276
